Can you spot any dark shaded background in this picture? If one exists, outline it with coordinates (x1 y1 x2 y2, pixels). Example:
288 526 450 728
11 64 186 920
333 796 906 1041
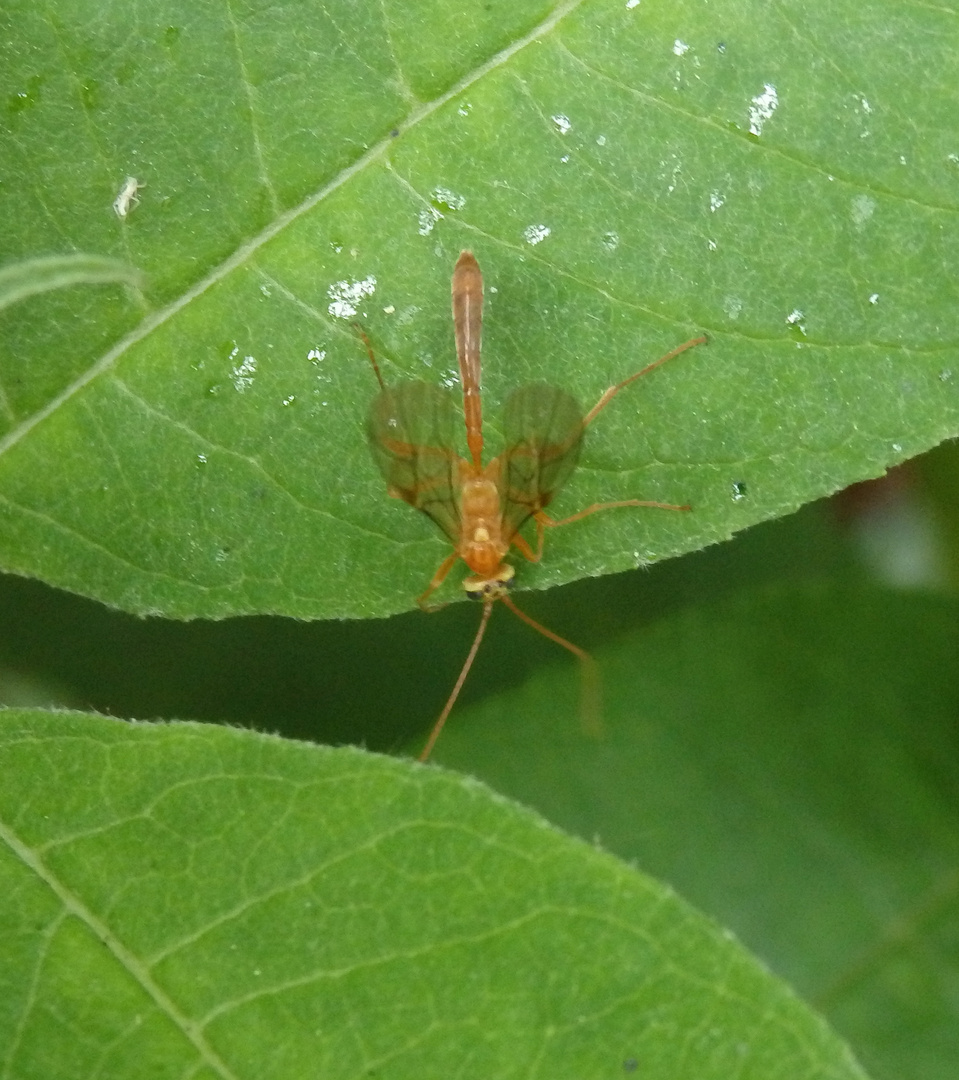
0 492 880 754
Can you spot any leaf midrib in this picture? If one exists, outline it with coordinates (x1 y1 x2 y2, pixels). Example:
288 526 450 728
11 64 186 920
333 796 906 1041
0 0 586 462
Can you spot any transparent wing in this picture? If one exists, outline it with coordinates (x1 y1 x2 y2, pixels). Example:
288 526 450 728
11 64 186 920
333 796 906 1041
500 383 585 538
366 381 463 543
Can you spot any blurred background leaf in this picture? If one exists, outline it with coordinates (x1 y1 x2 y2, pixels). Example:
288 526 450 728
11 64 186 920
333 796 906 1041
432 577 959 1080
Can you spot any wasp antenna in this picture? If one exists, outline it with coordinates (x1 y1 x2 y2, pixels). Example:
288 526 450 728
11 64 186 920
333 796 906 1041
419 600 495 762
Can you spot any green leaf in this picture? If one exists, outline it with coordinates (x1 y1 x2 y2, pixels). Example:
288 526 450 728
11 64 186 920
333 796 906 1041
1 0 957 620
0 709 867 1079
432 581 959 1080
0 255 146 313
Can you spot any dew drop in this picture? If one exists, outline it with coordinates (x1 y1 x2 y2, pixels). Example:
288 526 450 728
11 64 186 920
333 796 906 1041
230 355 257 392
851 194 876 227
418 207 441 235
430 186 465 211
748 83 778 137
723 296 743 320
523 223 551 245
327 276 376 319
785 309 806 338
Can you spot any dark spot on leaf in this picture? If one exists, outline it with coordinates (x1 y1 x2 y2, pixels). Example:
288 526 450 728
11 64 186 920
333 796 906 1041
8 75 43 114
79 79 100 111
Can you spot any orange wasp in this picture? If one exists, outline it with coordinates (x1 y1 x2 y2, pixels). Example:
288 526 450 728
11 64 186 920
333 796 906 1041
364 251 707 760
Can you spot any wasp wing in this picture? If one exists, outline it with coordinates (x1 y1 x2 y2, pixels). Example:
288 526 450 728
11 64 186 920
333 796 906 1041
366 380 462 543
500 383 585 539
